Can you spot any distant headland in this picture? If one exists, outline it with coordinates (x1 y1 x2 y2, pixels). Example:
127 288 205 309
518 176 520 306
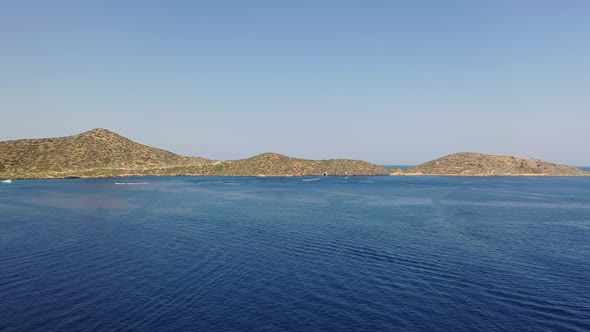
0 129 588 179
401 152 589 176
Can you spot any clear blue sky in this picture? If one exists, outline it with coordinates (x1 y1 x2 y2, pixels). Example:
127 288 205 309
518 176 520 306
1 1 589 165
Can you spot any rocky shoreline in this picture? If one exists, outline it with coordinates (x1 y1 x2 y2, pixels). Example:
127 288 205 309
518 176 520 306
1 130 588 179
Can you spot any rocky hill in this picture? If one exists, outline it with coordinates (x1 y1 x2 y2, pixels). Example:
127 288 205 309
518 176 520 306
0 129 210 178
0 129 390 178
3 130 585 179
405 152 589 176
201 153 389 176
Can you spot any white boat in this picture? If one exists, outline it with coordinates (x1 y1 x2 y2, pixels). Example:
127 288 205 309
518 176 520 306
2 179 12 183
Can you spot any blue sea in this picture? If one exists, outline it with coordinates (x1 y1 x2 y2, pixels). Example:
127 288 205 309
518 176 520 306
382 165 414 169
1 176 589 331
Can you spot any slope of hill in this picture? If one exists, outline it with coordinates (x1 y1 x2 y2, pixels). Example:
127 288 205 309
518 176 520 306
3 130 586 179
0 130 390 178
0 129 210 178
129 153 390 177
405 152 589 176
211 153 390 176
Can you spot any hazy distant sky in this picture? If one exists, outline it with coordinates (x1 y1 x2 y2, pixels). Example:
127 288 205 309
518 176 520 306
1 1 589 165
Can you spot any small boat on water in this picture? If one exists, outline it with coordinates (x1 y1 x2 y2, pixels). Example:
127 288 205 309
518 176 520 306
2 179 12 183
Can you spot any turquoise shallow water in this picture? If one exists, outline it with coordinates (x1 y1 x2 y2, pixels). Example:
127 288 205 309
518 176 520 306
1 176 589 331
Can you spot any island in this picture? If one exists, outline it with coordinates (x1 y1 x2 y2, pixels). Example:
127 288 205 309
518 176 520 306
0 129 588 179
402 152 589 176
0 129 390 179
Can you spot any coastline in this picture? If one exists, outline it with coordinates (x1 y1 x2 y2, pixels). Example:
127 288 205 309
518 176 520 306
3 130 589 180
4 172 590 180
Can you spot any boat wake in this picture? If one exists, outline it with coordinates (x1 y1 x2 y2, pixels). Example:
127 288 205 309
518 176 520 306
302 178 321 182
114 182 150 185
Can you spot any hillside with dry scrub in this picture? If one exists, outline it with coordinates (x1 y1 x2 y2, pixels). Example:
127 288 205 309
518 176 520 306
0 129 210 178
405 152 589 176
0 129 389 178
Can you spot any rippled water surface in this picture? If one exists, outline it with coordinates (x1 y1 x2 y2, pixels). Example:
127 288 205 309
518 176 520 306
1 176 589 331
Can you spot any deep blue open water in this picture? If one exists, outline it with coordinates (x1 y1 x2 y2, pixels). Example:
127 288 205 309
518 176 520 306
1 176 589 331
